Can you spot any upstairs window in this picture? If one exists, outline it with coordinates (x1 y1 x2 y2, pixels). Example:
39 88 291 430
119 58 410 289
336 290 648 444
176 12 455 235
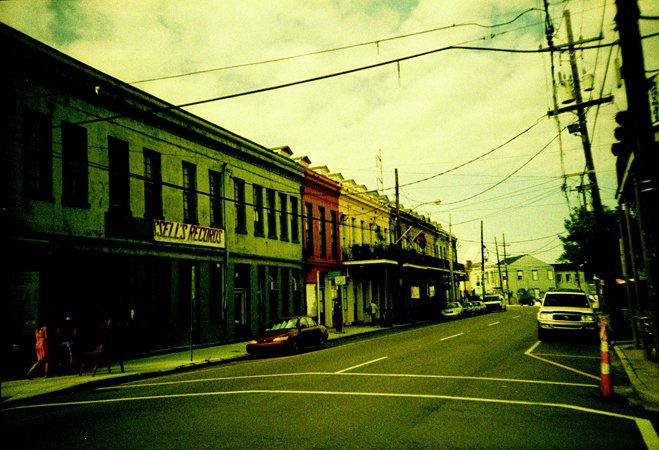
234 178 246 233
319 206 326 258
108 137 130 213
279 193 288 240
267 189 277 238
182 162 197 223
143 149 162 219
253 185 264 236
290 197 299 242
209 170 223 227
61 121 89 207
330 210 337 260
22 110 53 201
305 202 313 255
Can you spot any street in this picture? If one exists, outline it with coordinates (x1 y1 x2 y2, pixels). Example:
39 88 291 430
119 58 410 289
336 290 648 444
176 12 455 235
3 307 659 449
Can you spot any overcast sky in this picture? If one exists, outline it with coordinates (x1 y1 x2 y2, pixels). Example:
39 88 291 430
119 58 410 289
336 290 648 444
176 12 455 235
3 0 658 266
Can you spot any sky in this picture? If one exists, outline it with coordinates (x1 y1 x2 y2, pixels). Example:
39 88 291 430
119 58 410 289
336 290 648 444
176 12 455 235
2 0 658 266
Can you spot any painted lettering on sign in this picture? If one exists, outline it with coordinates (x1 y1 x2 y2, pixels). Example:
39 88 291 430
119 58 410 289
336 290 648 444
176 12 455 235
153 220 225 248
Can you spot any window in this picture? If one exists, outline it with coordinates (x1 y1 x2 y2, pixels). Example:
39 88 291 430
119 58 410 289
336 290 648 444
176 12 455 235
330 210 337 260
209 171 223 227
360 220 365 245
234 178 246 233
351 218 356 244
547 270 554 280
61 121 89 207
319 206 326 258
557 274 562 282
182 162 197 223
143 149 162 218
253 185 264 236
267 189 277 238
279 194 288 240
305 203 313 254
108 137 130 213
291 197 299 242
532 270 538 281
517 270 523 281
566 274 571 282
22 110 53 201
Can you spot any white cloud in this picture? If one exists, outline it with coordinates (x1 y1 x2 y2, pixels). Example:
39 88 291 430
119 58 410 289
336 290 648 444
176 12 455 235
2 0 655 264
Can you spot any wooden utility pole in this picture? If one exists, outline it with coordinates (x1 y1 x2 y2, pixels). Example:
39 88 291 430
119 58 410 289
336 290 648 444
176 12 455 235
481 221 485 298
495 237 504 293
563 9 603 215
503 234 510 303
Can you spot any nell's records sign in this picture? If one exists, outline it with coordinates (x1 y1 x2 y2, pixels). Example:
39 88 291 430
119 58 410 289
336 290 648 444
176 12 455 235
153 220 225 248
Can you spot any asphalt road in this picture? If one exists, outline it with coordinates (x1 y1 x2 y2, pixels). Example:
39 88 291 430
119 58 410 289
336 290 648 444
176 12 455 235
3 307 659 449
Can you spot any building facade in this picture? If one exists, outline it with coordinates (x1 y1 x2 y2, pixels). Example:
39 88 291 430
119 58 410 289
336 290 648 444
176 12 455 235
2 24 304 378
471 255 556 303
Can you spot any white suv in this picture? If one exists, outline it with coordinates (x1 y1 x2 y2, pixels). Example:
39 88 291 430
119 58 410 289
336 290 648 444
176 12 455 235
537 290 597 340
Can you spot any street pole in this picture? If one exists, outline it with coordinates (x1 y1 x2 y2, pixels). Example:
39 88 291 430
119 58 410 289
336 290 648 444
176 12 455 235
449 214 454 303
495 237 504 293
563 9 603 215
481 221 485 298
503 234 510 303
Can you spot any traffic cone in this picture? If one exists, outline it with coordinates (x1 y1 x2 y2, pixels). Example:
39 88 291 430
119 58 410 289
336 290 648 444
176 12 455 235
600 318 612 397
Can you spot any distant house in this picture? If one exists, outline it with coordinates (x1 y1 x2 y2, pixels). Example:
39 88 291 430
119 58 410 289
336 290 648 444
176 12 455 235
552 263 589 292
470 255 556 304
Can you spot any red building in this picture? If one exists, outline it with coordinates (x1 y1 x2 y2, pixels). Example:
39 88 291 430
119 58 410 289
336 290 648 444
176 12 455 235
286 152 341 326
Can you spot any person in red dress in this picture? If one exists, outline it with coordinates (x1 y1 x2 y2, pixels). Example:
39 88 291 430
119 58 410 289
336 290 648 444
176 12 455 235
27 325 51 379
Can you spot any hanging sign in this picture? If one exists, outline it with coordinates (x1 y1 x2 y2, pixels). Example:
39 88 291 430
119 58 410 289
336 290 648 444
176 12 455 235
153 220 225 248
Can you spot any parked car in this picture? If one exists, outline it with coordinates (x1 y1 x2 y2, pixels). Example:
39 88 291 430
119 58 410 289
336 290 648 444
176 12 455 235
483 295 507 312
519 296 536 306
470 300 487 315
462 301 476 317
246 316 328 355
441 302 464 319
537 290 597 341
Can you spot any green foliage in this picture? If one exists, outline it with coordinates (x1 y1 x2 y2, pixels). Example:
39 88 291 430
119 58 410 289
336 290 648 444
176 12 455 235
558 205 620 277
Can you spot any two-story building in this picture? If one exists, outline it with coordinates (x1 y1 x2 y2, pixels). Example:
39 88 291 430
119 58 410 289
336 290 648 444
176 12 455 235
2 24 304 378
471 254 556 303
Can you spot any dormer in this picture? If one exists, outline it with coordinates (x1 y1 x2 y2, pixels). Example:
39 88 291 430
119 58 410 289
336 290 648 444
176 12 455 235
271 145 294 158
293 156 312 168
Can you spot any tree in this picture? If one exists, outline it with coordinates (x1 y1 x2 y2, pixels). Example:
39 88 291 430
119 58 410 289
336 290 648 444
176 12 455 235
558 205 621 279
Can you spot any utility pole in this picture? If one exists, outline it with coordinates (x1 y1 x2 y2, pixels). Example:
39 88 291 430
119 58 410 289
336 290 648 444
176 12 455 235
495 237 504 293
481 221 485 298
449 214 454 302
503 234 510 303
563 9 603 214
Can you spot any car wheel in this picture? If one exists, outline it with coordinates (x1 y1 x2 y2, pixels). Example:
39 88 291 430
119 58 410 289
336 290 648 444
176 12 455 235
538 325 549 341
290 341 300 355
317 337 327 349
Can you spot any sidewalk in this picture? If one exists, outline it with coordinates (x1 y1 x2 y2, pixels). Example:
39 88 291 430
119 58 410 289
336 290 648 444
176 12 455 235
614 343 659 411
1 323 387 404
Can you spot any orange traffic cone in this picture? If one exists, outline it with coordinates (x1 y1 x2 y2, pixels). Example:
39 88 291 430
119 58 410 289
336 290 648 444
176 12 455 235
600 318 612 397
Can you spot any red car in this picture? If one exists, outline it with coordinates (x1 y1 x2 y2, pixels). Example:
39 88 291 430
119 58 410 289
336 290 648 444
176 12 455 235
246 316 328 355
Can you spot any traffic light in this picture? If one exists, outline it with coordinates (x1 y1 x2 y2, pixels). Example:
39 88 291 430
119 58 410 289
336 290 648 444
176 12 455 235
611 110 631 157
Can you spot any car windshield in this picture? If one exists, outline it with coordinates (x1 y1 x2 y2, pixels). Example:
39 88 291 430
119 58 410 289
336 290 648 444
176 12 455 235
543 294 590 308
484 297 499 302
446 303 460 308
265 318 299 331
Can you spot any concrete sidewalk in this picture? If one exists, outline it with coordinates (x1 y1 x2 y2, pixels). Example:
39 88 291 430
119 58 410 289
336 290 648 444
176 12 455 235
1 323 386 404
614 343 659 411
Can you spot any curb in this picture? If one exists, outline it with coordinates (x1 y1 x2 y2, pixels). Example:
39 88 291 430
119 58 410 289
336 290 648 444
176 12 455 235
613 345 659 412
